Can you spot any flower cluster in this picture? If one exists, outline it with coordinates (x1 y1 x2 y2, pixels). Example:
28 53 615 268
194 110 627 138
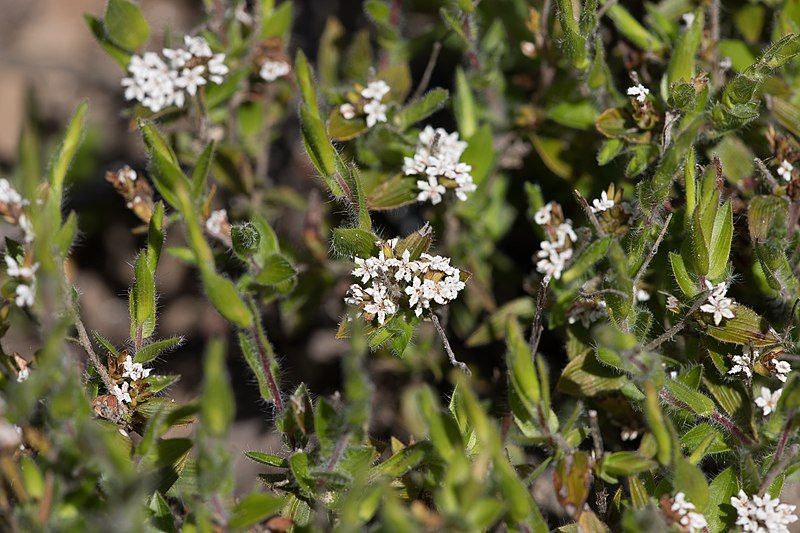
260 59 291 82
700 280 735 325
105 166 156 223
110 355 152 405
0 179 36 308
533 201 577 282
777 159 794 181
728 345 791 383
404 126 476 205
626 83 650 103
121 36 229 113
590 191 615 213
345 239 466 324
339 80 390 128
669 492 708 532
731 490 798 533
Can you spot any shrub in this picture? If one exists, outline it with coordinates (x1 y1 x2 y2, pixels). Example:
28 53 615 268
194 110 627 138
3 0 800 531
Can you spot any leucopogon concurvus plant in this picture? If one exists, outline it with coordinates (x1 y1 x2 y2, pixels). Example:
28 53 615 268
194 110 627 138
4 0 800 531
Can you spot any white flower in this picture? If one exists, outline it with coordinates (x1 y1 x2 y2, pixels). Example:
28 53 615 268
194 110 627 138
774 359 791 382
122 355 151 382
719 56 732 70
536 248 572 282
700 281 735 325
360 80 390 101
392 250 417 282
363 99 387 128
681 13 695 27
260 59 290 82
729 351 753 378
207 54 229 84
534 203 552 225
671 492 707 532
555 221 578 244
205 209 229 240
176 65 207 96
620 428 638 441
5 256 38 280
0 179 25 207
731 490 798 533
340 103 356 120
755 386 781 415
116 166 137 184
416 176 446 205
111 382 132 404
777 159 794 181
18 215 34 243
634 288 650 302
184 35 212 58
363 283 397 325
16 367 29 383
14 284 34 307
626 83 650 103
406 127 474 203
590 191 615 213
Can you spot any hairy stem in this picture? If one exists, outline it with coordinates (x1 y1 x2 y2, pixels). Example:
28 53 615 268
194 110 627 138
431 313 470 375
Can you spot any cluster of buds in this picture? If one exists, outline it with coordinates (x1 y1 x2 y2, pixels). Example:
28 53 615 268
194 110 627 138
107 353 153 407
731 490 798 532
105 166 156 223
661 492 708 532
121 35 229 113
345 239 466 325
339 80 391 128
533 201 577 282
403 126 476 205
0 179 36 309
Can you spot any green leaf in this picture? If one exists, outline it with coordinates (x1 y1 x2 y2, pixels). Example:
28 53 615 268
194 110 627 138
56 211 78 256
134 336 183 364
238 333 276 403
506 320 541 427
261 1 293 39
366 174 418 211
670 252 698 297
561 236 611 283
147 201 164 274
255 253 296 285
200 270 253 328
601 452 658 478
707 200 733 280
706 304 779 346
706 467 738 530
376 442 430 478
453 68 477 139
228 493 285 529
327 110 368 141
673 458 709 510
245 451 286 467
49 101 88 203
294 50 318 112
466 298 536 346
131 252 156 340
300 104 339 195
201 338 234 437
605 4 665 52
331 227 379 258
461 125 495 185
288 452 314 498
665 379 715 416
191 141 215 198
85 15 131 68
104 0 150 51
667 11 703 85
547 100 598 130
394 89 449 130
644 381 672 466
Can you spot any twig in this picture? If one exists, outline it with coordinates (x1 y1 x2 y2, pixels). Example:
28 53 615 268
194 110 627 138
587 409 604 458
632 213 673 291
581 288 629 300
528 281 548 362
643 294 707 351
660 390 756 447
247 300 284 413
411 42 442 101
760 443 799 496
754 158 780 191
326 432 350 471
573 189 606 237
431 313 470 375
71 304 128 417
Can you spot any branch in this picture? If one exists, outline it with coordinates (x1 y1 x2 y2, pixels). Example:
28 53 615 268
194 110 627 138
431 313 470 375
632 212 673 290
411 42 442 101
573 189 607 237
